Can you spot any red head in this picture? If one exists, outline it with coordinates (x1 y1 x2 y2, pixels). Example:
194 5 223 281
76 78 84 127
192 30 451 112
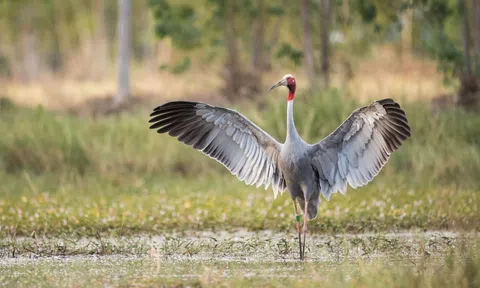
268 74 296 101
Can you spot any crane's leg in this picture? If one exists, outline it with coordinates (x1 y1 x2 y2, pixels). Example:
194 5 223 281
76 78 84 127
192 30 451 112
302 201 308 260
293 199 303 260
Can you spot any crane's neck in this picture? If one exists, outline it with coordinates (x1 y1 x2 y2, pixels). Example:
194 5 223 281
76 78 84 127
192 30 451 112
286 98 301 144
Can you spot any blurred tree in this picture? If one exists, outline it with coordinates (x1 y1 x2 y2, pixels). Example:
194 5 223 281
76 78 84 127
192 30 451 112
2 0 479 110
320 0 332 88
20 3 40 82
222 0 246 99
412 0 479 108
474 0 480 68
458 0 472 75
250 0 265 72
92 0 108 80
150 0 270 100
457 0 478 108
46 0 62 73
343 0 479 109
275 43 303 66
298 0 334 88
263 1 285 71
301 0 315 85
0 0 42 82
114 0 131 105
0 0 157 83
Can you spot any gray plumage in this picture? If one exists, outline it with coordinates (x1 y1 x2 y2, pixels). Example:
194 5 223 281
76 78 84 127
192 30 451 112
149 101 287 197
149 94 410 221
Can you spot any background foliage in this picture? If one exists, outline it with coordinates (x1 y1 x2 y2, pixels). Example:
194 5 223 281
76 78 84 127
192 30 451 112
0 0 478 236
1 0 479 106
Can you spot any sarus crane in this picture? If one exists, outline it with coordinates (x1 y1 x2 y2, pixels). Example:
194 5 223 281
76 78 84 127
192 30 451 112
149 74 411 260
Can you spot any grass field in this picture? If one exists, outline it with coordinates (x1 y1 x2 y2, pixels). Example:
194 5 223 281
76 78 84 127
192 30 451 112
0 88 479 286
1 232 479 287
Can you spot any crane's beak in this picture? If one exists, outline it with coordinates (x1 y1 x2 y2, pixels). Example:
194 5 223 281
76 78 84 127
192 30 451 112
268 78 287 91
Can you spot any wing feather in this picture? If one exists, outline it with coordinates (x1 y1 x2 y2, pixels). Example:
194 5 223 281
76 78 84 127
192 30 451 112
149 101 286 196
309 99 411 200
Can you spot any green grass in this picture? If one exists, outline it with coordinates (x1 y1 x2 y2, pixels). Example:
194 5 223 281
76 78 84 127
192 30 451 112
0 90 479 237
1 92 479 287
1 233 479 287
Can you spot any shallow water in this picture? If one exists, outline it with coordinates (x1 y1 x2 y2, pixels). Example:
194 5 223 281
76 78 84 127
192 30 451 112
0 231 478 287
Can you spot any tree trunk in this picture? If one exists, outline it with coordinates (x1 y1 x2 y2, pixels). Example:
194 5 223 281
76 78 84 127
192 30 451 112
473 0 480 71
411 8 421 54
459 0 472 75
251 0 264 72
400 8 412 55
264 13 282 71
114 0 131 105
21 30 40 82
93 0 108 80
301 0 315 86
320 0 332 88
263 0 285 71
223 0 242 99
458 0 479 108
47 0 63 73
20 6 40 83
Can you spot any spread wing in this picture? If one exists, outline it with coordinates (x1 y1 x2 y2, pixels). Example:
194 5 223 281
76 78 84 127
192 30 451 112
149 101 287 197
308 99 411 200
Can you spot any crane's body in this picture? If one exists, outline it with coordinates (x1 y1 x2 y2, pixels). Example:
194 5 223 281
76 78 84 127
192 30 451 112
280 99 320 220
149 74 411 260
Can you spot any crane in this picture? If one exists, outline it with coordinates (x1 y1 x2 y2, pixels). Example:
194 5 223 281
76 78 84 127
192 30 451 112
149 74 411 260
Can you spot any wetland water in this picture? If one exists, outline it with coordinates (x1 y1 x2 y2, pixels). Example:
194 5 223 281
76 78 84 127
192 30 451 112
0 231 478 287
